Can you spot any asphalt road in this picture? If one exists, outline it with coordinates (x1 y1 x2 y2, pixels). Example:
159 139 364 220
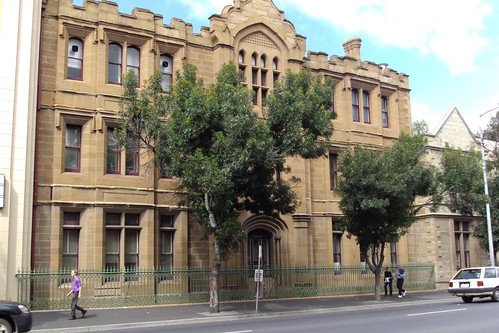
102 298 499 333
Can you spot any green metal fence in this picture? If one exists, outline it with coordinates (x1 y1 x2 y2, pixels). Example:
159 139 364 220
16 264 435 310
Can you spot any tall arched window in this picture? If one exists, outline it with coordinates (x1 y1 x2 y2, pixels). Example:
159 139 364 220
126 47 140 84
248 229 271 268
251 53 257 66
272 57 279 87
108 43 122 84
272 57 278 70
238 51 245 64
159 54 173 92
67 38 83 80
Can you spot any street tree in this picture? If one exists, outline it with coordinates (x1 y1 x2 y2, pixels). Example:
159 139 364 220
335 133 436 300
438 112 498 252
118 63 334 312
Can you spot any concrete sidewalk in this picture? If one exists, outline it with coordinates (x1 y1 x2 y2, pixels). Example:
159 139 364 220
30 290 452 333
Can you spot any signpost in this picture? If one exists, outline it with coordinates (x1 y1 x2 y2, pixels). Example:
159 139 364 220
255 244 263 314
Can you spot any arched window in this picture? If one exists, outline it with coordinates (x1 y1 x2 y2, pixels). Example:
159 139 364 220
272 57 278 70
272 57 279 87
126 47 140 84
260 54 266 68
248 229 271 268
251 53 257 66
238 51 245 64
108 43 122 84
159 54 173 92
67 38 83 80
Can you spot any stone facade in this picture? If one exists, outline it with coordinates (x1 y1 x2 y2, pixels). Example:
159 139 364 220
410 105 490 284
35 0 424 275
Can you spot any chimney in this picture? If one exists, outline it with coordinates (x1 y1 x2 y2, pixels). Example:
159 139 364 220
342 37 362 60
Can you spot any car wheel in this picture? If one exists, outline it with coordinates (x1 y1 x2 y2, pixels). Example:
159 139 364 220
462 296 473 303
492 288 499 302
0 318 13 333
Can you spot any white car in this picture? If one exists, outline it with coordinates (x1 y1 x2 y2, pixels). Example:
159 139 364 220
448 267 499 303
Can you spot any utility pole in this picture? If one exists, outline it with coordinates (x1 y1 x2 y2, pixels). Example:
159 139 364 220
479 106 499 266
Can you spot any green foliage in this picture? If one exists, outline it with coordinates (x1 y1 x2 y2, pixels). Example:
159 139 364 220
437 111 498 253
412 120 429 136
438 146 486 216
267 68 334 159
336 133 434 271
119 63 334 261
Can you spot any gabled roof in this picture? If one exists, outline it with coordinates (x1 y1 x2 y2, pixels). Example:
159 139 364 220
427 105 479 150
432 104 476 140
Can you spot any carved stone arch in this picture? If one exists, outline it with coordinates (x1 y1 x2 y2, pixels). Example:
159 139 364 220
234 23 288 54
242 215 289 267
242 214 288 237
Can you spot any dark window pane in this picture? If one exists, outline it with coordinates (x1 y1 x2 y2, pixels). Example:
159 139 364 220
125 214 139 226
160 215 173 228
106 213 121 226
64 212 80 226
108 63 121 84
65 150 79 171
66 126 80 148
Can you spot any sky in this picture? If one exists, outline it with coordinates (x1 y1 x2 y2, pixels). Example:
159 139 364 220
73 0 499 134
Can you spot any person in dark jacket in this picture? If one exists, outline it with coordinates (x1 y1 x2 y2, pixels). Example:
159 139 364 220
395 265 406 298
384 266 393 296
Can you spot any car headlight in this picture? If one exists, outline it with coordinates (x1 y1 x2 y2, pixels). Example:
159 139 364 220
17 304 30 314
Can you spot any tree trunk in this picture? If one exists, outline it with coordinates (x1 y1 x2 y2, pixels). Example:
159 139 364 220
209 240 221 313
374 269 382 301
365 243 385 301
205 193 221 313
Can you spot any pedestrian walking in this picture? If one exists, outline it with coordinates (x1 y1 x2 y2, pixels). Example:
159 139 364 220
395 265 406 298
384 266 393 296
66 269 87 320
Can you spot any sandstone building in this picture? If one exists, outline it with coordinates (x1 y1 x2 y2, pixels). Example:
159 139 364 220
411 105 489 284
32 0 488 289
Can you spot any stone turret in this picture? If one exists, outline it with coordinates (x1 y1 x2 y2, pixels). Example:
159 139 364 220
342 37 362 60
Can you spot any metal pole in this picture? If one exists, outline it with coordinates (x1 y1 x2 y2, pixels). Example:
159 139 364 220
481 131 495 266
479 105 498 266
255 244 262 314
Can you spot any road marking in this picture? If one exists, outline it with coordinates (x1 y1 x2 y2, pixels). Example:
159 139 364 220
407 308 467 317
223 331 253 333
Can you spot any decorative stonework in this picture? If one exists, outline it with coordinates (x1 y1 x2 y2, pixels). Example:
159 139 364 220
240 32 278 50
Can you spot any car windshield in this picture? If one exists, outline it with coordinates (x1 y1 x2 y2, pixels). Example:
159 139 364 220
454 269 481 279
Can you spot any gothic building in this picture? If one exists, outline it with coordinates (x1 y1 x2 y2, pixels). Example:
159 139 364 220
32 0 487 286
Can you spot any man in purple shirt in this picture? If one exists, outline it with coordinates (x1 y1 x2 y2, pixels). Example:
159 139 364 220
66 269 87 320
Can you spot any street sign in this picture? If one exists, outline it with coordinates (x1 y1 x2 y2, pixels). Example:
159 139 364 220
254 269 263 282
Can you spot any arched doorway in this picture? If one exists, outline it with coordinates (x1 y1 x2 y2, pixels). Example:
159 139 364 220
242 215 289 268
248 229 272 268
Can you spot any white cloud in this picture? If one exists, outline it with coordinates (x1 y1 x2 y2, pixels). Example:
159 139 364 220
411 97 446 133
178 0 492 74
282 0 493 75
179 0 232 18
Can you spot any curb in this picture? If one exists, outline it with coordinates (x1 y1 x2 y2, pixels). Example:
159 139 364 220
30 297 450 333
